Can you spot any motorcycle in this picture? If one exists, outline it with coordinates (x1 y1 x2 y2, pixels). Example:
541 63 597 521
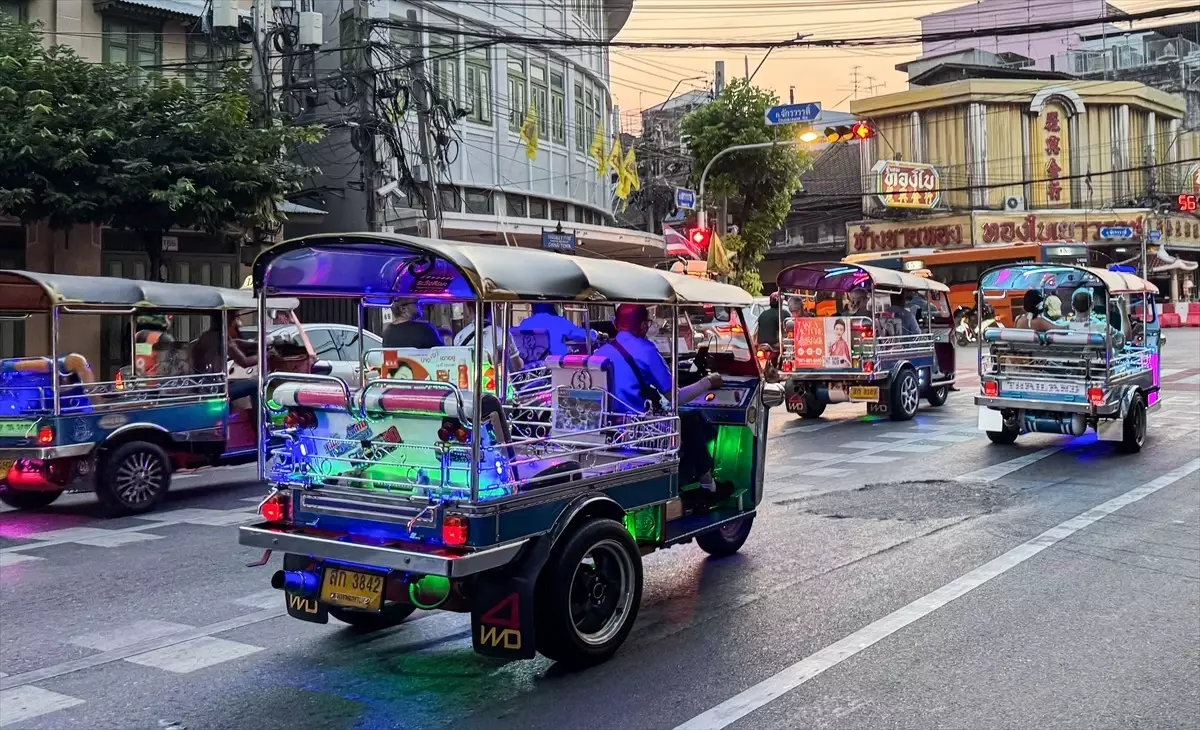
954 307 978 346
755 342 781 382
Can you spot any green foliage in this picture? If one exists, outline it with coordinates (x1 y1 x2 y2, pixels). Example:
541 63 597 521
0 17 322 274
681 78 810 293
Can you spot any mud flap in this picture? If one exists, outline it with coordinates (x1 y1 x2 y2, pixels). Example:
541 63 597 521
866 402 890 416
282 553 328 624
470 539 550 659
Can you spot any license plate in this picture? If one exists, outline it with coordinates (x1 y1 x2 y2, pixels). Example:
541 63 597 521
0 459 12 480
1002 379 1085 397
849 386 880 402
321 567 385 611
0 421 35 438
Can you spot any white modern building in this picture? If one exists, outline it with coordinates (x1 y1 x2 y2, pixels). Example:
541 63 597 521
293 0 662 258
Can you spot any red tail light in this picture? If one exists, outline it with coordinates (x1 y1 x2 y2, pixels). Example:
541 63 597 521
1087 387 1104 406
442 515 468 546
983 381 999 397
259 491 290 522
36 426 54 445
863 361 874 373
455 427 470 444
284 408 316 429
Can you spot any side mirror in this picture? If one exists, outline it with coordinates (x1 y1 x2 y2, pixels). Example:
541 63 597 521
311 360 333 376
761 382 785 409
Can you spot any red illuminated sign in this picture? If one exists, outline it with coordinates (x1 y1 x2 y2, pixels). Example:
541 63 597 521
1180 193 1198 213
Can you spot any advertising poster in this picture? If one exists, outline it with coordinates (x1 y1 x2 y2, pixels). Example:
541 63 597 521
792 317 864 369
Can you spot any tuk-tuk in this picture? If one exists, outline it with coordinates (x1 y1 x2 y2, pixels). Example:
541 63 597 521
238 233 781 667
0 271 305 514
775 262 955 420
975 263 1160 452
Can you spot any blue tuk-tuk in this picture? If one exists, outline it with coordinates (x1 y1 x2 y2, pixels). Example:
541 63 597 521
974 263 1160 452
0 272 302 514
238 233 782 667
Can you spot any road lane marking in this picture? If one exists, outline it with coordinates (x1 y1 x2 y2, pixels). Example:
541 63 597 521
954 446 1063 483
674 458 1200 730
0 506 258 556
68 620 194 652
124 636 264 674
0 686 85 728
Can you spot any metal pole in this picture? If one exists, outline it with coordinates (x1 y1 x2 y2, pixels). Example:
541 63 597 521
256 291 267 481
697 139 795 229
412 41 442 238
470 299 483 501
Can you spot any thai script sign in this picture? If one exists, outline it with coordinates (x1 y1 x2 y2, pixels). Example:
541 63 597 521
872 160 940 210
848 216 970 253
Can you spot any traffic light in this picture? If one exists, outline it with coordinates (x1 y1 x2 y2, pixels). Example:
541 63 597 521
688 227 712 252
823 121 875 144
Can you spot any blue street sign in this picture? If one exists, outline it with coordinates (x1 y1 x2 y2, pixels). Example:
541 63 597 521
1099 226 1134 240
1148 230 1162 242
675 188 696 210
542 230 576 254
764 102 821 126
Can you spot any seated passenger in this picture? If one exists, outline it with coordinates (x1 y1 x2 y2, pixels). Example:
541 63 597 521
383 301 443 349
454 304 522 370
596 304 725 493
1013 290 1044 329
519 303 593 356
1066 289 1123 348
885 299 921 335
845 288 871 317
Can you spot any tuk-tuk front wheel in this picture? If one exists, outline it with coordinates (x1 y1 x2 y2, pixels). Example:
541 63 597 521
95 441 172 515
535 518 643 667
889 369 920 421
697 515 754 557
926 385 949 407
0 489 64 510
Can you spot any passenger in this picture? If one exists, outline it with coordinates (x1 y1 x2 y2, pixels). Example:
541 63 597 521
519 303 592 356
1030 294 1064 332
1013 290 1044 328
596 304 725 493
755 292 781 347
383 301 443 349
1067 288 1124 348
454 304 522 370
192 313 259 407
845 288 871 317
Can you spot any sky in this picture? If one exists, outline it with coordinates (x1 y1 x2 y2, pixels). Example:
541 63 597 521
606 0 1194 131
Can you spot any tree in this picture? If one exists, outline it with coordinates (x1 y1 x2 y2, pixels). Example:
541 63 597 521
680 78 810 293
0 17 135 228
100 68 322 278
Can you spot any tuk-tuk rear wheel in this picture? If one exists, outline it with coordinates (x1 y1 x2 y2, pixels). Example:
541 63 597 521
926 385 949 407
330 603 416 632
535 517 642 667
0 489 64 510
696 515 754 557
799 393 825 419
95 441 171 516
889 369 920 421
1117 396 1146 454
986 428 1019 445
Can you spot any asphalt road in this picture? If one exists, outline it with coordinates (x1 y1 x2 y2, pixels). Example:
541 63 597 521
1 335 1198 730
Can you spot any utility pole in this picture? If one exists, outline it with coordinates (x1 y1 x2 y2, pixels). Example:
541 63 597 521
354 0 379 233
410 41 442 238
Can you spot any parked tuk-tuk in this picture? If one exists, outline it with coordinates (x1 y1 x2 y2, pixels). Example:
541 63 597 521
239 233 782 667
975 263 1160 452
775 262 956 420
0 272 305 514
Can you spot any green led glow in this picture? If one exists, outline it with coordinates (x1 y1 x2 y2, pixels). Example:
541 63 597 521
409 574 451 609
710 424 754 495
624 505 662 543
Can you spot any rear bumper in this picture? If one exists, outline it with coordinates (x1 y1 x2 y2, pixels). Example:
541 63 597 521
974 395 1117 417
238 521 527 578
0 443 93 460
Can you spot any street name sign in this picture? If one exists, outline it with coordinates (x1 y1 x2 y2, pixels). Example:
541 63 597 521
1099 226 1134 240
764 102 821 126
675 188 696 210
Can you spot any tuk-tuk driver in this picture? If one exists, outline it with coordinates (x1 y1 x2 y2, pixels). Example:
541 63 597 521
193 313 259 406
597 304 727 494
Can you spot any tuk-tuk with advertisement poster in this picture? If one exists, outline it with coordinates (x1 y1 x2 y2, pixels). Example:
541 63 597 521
775 262 955 420
974 263 1160 451
238 233 782 667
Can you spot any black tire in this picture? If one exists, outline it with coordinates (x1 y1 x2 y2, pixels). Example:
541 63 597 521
889 369 920 421
926 384 949 407
799 393 826 419
95 441 172 515
1117 396 1146 454
329 603 416 632
535 518 643 668
696 515 754 558
986 428 1019 445
0 489 64 510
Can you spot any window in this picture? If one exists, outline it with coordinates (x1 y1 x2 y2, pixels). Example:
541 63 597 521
551 201 567 221
330 328 380 360
103 18 162 80
430 32 459 104
0 0 24 21
440 187 460 213
389 23 418 84
305 329 341 361
573 82 586 152
465 46 491 124
590 88 602 154
530 62 549 139
583 85 597 156
574 206 586 223
529 198 548 219
507 55 526 133
185 34 215 87
465 188 494 215
506 195 527 218
550 70 566 144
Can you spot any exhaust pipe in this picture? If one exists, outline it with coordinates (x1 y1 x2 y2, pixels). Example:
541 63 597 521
271 570 319 595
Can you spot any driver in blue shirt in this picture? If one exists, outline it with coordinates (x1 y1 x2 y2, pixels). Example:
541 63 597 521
520 303 594 356
597 304 725 495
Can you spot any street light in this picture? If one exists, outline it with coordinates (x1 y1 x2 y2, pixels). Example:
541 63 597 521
798 129 820 143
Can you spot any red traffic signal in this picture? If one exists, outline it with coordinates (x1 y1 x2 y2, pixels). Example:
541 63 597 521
850 120 874 140
689 227 712 249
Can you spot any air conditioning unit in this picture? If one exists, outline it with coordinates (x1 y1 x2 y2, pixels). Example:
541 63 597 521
1004 195 1026 211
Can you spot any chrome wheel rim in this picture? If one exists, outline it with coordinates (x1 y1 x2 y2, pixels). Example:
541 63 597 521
900 374 919 415
719 519 745 540
115 451 164 504
569 539 636 647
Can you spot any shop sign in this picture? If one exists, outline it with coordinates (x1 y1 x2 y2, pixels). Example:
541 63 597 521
847 216 970 253
872 161 940 210
1190 163 1200 193
976 212 1200 247
1035 103 1070 207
